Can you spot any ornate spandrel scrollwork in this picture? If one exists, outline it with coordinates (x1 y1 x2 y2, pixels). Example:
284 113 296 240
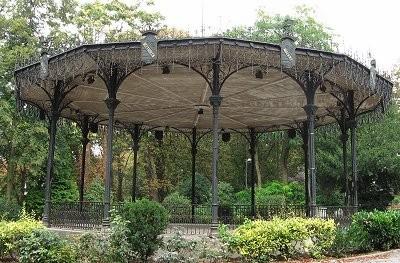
86 46 142 91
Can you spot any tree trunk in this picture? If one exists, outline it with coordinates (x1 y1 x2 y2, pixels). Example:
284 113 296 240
155 141 166 201
144 142 158 201
6 146 16 202
102 129 108 180
281 134 290 183
116 166 123 202
255 149 262 187
18 168 27 204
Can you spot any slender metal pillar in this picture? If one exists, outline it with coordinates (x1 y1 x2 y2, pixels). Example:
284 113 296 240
350 120 358 208
131 124 140 202
249 128 256 218
301 122 310 216
191 127 197 222
43 111 59 226
103 98 120 227
79 116 89 208
340 108 350 206
347 91 358 209
303 103 318 217
210 95 222 230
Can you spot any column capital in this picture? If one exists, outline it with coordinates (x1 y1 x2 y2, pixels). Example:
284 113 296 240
209 95 223 107
104 98 120 110
303 104 318 115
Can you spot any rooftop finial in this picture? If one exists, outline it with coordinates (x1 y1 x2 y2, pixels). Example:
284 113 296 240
371 58 376 68
39 36 49 56
282 17 295 40
280 17 296 69
39 36 49 80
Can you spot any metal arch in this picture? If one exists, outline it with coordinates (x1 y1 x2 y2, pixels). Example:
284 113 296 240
103 62 212 96
219 64 304 95
167 126 213 147
355 93 377 115
326 78 379 119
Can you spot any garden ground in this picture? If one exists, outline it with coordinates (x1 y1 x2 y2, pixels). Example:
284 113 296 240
280 249 400 263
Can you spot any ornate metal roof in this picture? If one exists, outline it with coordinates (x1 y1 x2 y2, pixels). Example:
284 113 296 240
14 35 393 132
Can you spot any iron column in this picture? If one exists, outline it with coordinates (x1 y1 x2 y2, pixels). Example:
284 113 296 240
301 122 310 217
350 119 358 208
340 109 350 207
347 91 358 209
210 94 222 230
79 116 89 209
103 97 120 227
191 127 197 222
249 128 256 218
303 94 318 217
131 124 140 202
43 111 59 226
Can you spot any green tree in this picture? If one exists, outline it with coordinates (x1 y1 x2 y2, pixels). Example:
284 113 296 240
225 5 336 51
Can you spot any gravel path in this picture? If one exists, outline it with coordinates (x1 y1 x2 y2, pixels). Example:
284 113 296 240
333 249 400 263
282 249 400 263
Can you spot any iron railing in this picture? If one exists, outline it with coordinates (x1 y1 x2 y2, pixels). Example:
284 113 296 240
48 202 360 229
49 201 105 229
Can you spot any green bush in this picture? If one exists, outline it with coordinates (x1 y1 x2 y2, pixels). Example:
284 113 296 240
317 190 344 206
19 228 76 263
163 192 191 210
75 215 132 263
235 181 305 206
258 181 305 205
390 195 400 206
85 177 105 202
218 181 235 208
235 189 250 205
327 228 357 257
219 217 336 262
349 210 400 252
0 211 43 258
119 199 169 261
178 174 210 204
162 192 191 223
0 197 20 220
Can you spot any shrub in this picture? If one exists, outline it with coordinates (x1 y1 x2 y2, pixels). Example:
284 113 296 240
0 211 43 258
349 210 400 252
85 177 105 202
218 181 235 208
317 190 344 206
178 174 210 204
235 181 305 206
18 228 76 263
235 189 250 205
0 197 20 220
390 195 400 206
119 199 169 261
327 228 357 257
75 215 132 263
156 231 197 263
163 192 191 223
219 217 336 262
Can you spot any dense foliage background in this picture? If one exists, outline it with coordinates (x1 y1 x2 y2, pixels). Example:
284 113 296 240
0 0 399 216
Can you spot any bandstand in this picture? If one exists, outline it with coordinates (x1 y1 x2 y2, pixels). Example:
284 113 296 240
14 30 393 230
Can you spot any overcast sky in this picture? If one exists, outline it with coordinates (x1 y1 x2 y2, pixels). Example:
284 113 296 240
152 0 399 73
